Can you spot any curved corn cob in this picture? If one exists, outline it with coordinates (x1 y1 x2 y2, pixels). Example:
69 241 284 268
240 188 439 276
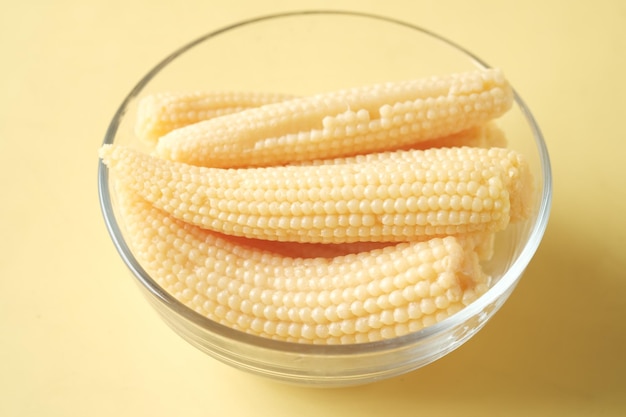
135 90 295 143
155 68 513 167
100 144 531 243
117 190 490 344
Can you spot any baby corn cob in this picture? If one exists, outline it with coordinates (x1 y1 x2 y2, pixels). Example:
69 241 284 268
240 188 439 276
135 90 294 143
100 144 531 243
155 68 513 167
118 190 490 344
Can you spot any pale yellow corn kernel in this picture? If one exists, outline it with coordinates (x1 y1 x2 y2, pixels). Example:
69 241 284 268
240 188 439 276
135 90 294 143
100 145 530 243
155 68 513 167
116 190 489 344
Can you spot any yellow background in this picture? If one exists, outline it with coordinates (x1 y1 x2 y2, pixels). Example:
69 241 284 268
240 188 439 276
1 0 624 415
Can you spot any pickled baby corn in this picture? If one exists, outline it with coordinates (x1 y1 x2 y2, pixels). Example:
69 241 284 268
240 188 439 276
100 145 531 243
155 68 513 168
117 190 490 344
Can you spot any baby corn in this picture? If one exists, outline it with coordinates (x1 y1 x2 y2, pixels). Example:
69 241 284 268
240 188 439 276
118 191 489 344
155 68 513 167
100 144 531 243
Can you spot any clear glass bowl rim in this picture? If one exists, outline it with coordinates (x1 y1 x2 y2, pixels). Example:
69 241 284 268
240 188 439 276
97 9 552 356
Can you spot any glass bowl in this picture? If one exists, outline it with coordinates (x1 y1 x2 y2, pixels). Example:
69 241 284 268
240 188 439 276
98 10 552 387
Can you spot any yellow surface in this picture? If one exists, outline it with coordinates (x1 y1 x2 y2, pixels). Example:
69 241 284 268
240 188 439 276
1 0 625 415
